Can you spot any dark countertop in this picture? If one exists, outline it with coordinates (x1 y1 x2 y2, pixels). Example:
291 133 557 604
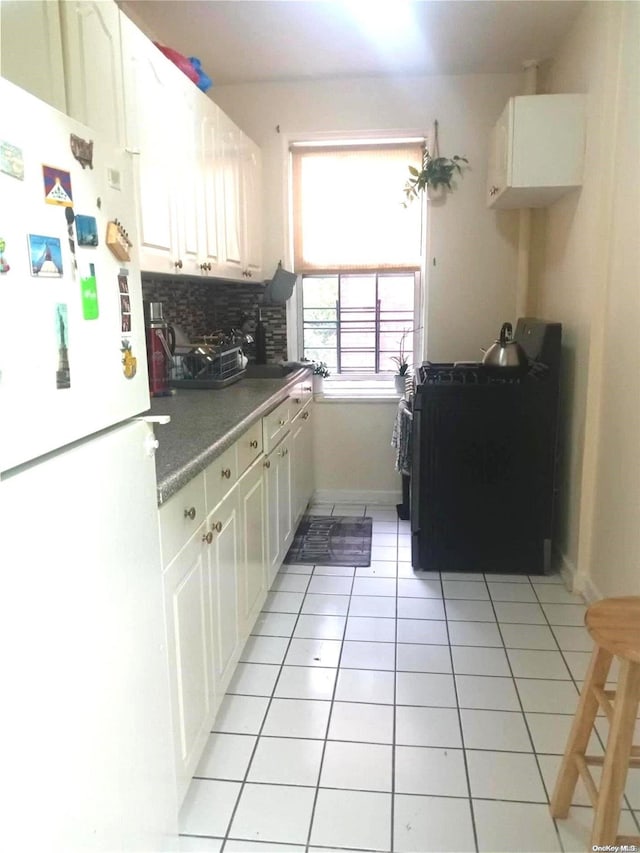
148 367 312 505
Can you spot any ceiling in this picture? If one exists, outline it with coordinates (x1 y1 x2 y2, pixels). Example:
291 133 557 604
120 0 585 87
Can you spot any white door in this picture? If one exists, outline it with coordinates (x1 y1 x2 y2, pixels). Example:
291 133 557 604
0 420 177 852
163 525 211 806
121 15 178 274
238 457 267 634
59 0 126 145
0 77 149 472
206 487 241 699
0 0 67 111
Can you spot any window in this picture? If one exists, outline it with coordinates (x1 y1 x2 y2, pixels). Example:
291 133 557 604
291 139 424 380
302 271 419 374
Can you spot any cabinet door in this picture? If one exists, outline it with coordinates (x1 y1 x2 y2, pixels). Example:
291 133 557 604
205 487 241 700
291 404 314 525
173 80 202 276
59 0 125 145
486 100 511 206
237 456 267 635
0 0 66 112
121 15 178 273
264 433 293 586
240 134 263 280
198 101 222 273
163 526 211 805
216 111 244 277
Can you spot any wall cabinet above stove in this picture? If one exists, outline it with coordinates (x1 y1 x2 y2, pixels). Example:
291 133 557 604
487 94 586 209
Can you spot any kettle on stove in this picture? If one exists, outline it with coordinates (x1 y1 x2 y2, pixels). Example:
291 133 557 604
482 322 529 373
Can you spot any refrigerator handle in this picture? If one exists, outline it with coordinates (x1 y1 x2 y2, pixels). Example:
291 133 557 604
134 415 171 457
135 415 171 425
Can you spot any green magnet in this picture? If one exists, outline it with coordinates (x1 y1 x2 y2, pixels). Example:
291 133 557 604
81 263 99 319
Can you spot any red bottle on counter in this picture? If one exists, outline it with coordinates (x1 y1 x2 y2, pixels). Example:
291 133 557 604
145 301 175 396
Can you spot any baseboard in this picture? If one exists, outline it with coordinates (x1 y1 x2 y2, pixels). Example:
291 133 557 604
554 549 603 603
312 489 402 506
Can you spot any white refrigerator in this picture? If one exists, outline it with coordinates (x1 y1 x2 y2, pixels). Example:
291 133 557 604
0 78 178 850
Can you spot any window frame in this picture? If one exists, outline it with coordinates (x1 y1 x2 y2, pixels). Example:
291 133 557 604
299 270 422 380
283 130 430 390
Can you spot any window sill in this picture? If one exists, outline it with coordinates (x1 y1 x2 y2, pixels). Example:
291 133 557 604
315 377 402 403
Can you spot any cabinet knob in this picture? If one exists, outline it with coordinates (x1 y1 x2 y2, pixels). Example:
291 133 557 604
278 418 286 426
199 262 208 271
489 185 499 197
302 411 310 420
212 521 223 533
303 385 312 392
294 398 301 404
221 467 232 479
202 531 213 544
206 262 212 271
249 439 258 448
184 506 197 520
264 459 271 469
174 259 183 269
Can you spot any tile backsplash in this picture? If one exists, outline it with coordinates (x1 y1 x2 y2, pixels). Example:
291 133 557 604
141 275 288 362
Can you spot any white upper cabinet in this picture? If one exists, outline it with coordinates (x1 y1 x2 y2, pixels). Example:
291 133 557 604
121 14 180 273
59 0 125 145
216 110 245 278
198 102 223 272
487 94 586 209
0 0 67 112
241 135 263 281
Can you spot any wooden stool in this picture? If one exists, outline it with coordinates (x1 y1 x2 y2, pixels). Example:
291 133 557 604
550 596 640 847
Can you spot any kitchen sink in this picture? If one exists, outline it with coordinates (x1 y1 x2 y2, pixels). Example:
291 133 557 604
243 363 298 379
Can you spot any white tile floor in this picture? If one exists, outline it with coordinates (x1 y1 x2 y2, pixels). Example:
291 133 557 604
178 504 640 853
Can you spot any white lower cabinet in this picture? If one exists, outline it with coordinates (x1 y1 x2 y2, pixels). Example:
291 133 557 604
162 523 212 805
237 456 268 637
264 432 292 586
159 383 313 805
205 486 241 701
291 402 314 526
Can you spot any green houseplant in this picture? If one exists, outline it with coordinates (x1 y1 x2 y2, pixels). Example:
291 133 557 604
403 120 468 204
311 360 330 393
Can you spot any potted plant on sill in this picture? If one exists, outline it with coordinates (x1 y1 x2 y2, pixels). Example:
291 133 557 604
312 360 330 393
391 333 411 395
403 120 468 205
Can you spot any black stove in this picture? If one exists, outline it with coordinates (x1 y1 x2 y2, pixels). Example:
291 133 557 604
410 319 562 575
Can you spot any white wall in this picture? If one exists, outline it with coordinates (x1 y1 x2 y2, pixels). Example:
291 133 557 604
212 72 522 362
530 1 640 598
211 72 523 495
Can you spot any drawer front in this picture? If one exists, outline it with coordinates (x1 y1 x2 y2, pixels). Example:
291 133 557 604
205 443 239 512
159 473 206 566
237 420 263 474
290 377 313 420
263 398 291 453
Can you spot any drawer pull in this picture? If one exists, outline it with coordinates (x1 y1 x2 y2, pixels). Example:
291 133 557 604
184 507 197 520
279 447 289 457
221 467 232 479
294 397 301 404
212 521 223 533
278 418 286 426
174 259 183 269
249 439 258 448
302 411 310 420
303 385 312 392
264 459 271 469
202 531 213 544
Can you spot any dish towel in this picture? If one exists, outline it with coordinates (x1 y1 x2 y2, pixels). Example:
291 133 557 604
391 399 413 476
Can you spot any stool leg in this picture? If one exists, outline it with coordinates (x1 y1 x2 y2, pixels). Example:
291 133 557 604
550 645 612 818
591 659 640 847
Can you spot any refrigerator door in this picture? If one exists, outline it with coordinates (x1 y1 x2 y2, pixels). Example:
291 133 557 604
0 77 150 472
1 419 177 851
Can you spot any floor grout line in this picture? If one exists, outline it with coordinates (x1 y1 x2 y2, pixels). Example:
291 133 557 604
181 516 619 852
